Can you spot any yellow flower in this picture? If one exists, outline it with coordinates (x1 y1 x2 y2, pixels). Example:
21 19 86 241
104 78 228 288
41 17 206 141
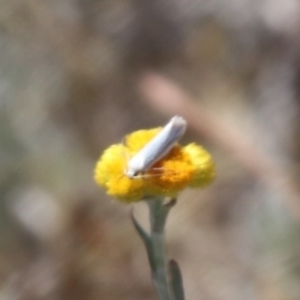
94 126 215 203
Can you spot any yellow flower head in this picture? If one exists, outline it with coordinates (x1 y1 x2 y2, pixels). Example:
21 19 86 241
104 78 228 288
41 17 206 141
94 124 215 203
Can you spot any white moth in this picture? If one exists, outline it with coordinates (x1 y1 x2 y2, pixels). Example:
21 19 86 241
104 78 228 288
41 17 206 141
125 115 187 179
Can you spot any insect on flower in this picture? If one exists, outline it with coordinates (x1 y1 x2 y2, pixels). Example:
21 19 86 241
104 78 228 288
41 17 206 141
94 115 215 202
125 116 187 179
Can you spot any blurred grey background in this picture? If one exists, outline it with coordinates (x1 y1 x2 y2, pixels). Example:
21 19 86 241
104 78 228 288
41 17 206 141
1 0 300 299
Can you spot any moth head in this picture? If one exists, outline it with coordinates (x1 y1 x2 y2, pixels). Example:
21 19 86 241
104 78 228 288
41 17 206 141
125 168 141 179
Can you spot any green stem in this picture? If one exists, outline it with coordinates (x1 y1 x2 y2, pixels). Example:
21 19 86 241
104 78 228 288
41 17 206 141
147 198 175 300
131 197 185 300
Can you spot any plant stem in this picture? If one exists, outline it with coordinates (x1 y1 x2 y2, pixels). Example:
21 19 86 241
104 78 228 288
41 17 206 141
131 197 185 300
147 198 174 300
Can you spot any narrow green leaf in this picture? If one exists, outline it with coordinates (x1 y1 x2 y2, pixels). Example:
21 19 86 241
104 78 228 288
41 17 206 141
131 210 156 271
169 259 185 300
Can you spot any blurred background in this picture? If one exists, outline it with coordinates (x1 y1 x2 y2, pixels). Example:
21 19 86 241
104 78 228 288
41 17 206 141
1 0 300 299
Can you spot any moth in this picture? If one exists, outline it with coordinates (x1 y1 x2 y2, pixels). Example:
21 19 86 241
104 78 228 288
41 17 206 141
125 116 187 179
